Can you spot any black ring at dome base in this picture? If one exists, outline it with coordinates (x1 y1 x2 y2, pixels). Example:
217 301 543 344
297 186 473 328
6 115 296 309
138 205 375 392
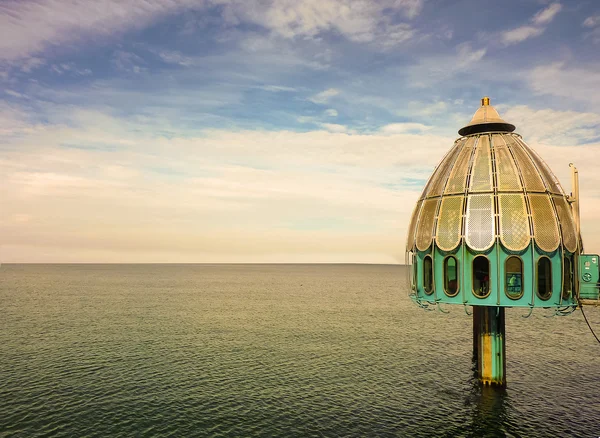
458 122 516 136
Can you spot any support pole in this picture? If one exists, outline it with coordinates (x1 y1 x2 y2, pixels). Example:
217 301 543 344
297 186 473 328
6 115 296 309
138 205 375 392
473 306 480 361
473 306 506 386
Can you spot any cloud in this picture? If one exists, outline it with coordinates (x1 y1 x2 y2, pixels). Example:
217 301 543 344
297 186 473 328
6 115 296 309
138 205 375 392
531 3 562 26
324 109 338 117
583 15 600 28
455 42 486 67
297 116 317 124
50 62 92 76
408 101 448 117
19 57 45 73
375 23 416 49
111 50 146 73
319 123 347 132
222 0 424 46
259 85 298 92
527 62 600 106
308 88 340 104
379 123 431 134
0 0 424 67
158 50 194 67
406 42 486 88
502 105 600 145
501 25 545 45
0 102 460 262
582 15 600 44
500 3 561 46
0 0 206 63
4 89 29 99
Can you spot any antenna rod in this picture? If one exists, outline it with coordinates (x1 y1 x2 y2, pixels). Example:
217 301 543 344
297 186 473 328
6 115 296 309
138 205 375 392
569 163 581 245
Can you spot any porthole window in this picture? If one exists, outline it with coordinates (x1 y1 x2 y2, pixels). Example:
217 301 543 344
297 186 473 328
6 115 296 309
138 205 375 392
424 255 434 295
562 257 572 299
472 256 490 298
444 256 459 296
505 256 523 299
537 257 552 300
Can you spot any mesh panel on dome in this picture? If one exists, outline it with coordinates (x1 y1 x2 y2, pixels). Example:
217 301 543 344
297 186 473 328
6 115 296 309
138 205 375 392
493 136 522 191
519 139 564 194
528 194 560 252
508 137 546 192
470 135 493 192
436 196 464 251
553 196 578 253
444 136 475 194
498 194 530 251
466 194 495 251
419 142 461 199
427 141 463 197
416 198 439 251
406 200 423 251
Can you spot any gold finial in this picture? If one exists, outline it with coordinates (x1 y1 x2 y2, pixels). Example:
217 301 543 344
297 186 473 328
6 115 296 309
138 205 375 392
481 96 490 106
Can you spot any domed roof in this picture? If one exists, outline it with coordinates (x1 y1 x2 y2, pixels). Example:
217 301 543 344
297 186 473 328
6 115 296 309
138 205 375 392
406 98 578 255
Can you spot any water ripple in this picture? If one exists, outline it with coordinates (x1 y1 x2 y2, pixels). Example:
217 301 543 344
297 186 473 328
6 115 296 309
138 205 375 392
0 264 599 437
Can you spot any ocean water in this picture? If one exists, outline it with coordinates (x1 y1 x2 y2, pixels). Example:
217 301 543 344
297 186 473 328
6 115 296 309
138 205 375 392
0 264 598 437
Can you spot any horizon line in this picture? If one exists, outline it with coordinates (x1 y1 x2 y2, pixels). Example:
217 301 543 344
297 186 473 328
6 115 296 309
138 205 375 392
1 262 405 266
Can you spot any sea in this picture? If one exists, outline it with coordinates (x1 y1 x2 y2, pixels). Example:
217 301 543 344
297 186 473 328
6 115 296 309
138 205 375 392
1 264 598 437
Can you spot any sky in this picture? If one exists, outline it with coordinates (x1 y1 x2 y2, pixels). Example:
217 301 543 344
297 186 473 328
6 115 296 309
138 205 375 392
2 0 600 263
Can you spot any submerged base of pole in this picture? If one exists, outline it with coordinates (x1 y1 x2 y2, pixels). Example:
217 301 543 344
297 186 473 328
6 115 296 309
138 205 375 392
473 306 506 387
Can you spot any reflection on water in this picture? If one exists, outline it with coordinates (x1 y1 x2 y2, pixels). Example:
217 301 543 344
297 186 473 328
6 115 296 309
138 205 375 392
467 372 510 437
0 264 599 437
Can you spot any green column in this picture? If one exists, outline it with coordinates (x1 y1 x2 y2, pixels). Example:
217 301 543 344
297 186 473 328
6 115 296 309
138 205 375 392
473 306 506 386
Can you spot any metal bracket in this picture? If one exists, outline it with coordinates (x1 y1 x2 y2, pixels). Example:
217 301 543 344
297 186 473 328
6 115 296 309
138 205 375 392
436 302 450 314
521 306 534 318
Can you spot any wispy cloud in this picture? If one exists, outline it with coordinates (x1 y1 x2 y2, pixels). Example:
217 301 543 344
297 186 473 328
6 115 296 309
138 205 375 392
503 105 600 145
527 62 600 107
319 123 347 132
308 88 340 104
158 50 194 67
406 42 487 88
583 14 600 44
258 85 298 92
379 123 431 134
223 0 424 46
583 15 600 28
0 0 425 68
501 3 562 46
532 3 562 26
50 62 92 76
19 57 45 73
0 102 457 262
111 50 146 73
501 26 545 45
0 0 204 62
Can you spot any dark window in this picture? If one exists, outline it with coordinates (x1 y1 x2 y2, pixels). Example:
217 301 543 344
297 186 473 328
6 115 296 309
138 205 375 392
444 256 459 296
505 256 523 299
562 257 572 299
424 255 434 295
412 254 418 290
537 257 552 300
473 256 490 298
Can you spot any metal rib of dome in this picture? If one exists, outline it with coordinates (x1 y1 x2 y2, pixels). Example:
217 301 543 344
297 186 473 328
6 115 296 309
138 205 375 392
407 99 578 254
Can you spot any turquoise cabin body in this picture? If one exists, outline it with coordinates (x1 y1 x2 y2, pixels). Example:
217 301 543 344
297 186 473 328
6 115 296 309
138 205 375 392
412 243 573 307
